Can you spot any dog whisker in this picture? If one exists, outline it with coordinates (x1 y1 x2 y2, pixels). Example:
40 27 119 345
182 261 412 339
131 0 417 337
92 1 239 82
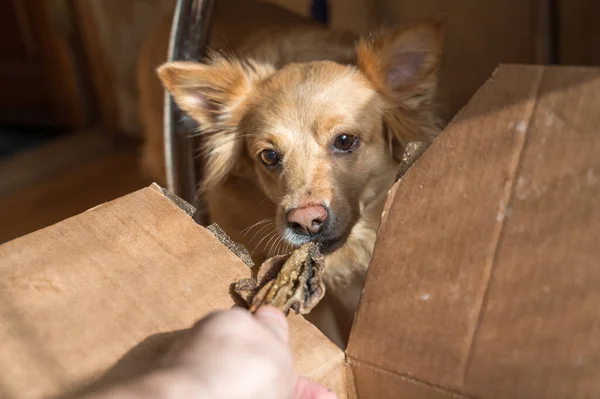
264 232 280 257
276 237 291 256
252 230 274 256
240 217 274 236
247 223 271 244
248 222 275 244
271 237 280 256
256 196 283 207
275 237 285 256
278 235 289 256
279 238 289 256
252 230 277 258
255 221 275 235
269 236 281 256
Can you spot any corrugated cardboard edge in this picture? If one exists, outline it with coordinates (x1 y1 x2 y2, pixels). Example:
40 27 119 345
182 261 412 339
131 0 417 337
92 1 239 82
149 183 253 268
149 182 197 217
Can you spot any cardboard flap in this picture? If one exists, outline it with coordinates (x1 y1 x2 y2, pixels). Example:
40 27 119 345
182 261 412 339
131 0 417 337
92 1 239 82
0 185 345 398
347 65 600 398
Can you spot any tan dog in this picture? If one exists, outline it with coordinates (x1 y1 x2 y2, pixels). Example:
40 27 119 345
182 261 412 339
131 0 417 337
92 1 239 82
142 9 445 346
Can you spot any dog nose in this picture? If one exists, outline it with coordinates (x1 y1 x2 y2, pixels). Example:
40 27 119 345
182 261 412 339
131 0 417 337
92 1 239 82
286 205 328 236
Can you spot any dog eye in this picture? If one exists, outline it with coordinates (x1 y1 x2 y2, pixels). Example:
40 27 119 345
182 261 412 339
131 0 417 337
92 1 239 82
259 149 280 166
332 134 359 152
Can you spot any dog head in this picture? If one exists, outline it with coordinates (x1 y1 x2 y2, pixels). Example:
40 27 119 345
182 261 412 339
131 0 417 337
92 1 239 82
158 18 445 254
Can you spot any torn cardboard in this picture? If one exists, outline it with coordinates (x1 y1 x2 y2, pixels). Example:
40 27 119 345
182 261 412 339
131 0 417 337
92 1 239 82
1 65 600 398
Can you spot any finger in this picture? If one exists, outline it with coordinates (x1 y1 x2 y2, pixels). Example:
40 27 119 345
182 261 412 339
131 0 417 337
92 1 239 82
254 305 289 343
293 377 338 399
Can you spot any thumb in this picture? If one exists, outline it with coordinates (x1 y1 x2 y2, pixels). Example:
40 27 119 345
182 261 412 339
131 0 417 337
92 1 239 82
253 305 289 343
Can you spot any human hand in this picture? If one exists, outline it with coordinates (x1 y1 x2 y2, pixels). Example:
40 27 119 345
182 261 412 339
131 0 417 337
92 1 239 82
79 306 335 399
165 305 338 398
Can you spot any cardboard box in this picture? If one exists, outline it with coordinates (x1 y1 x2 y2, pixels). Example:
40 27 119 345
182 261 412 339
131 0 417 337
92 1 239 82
2 64 600 398
348 64 600 398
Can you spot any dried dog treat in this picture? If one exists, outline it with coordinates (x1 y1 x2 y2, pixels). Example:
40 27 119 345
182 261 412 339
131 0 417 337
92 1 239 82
233 242 326 315
234 255 289 305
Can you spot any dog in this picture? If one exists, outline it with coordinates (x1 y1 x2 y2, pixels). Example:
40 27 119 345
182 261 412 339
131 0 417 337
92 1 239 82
139 5 446 346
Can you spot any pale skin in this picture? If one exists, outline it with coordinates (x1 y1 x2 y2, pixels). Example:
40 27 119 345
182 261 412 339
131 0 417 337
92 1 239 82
76 306 335 399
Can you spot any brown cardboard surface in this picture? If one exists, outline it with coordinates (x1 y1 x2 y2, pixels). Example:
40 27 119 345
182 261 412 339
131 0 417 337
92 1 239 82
348 65 600 398
0 184 345 399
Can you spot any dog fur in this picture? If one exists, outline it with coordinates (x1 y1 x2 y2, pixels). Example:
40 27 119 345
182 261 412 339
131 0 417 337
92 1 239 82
138 4 445 347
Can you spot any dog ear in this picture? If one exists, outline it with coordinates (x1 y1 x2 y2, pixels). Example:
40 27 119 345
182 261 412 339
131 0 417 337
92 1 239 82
356 18 446 158
356 18 445 110
157 58 273 188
